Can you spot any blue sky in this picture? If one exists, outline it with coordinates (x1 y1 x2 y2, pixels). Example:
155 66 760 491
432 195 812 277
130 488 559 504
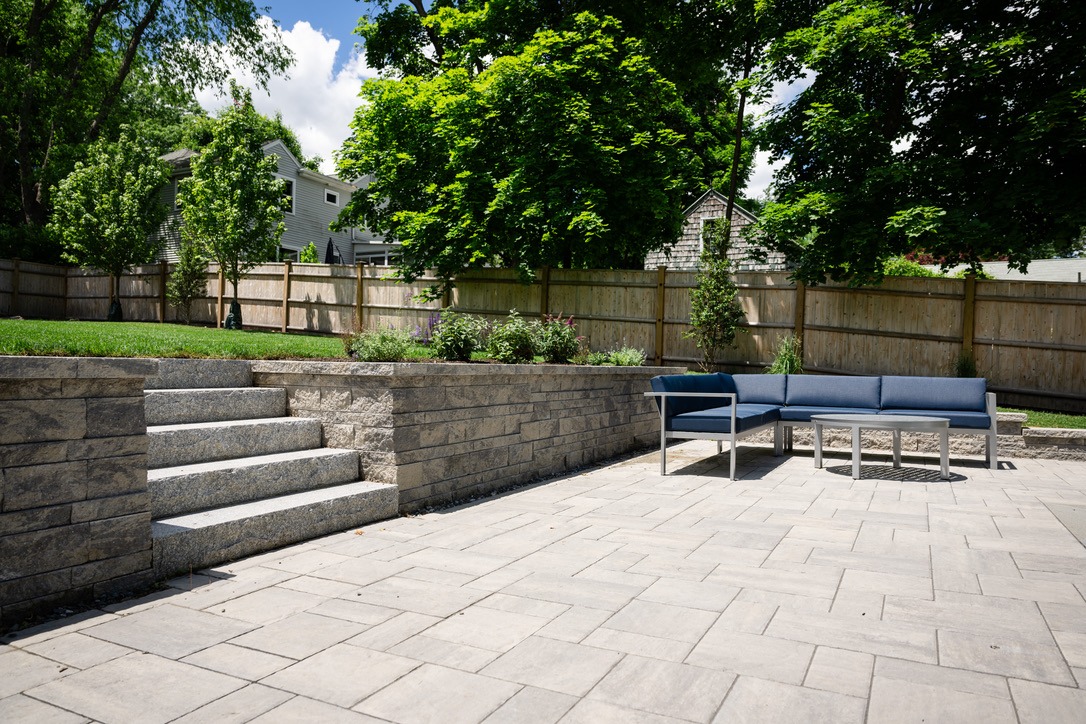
259 1 367 71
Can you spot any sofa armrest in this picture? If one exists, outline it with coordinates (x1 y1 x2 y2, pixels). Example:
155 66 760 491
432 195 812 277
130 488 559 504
644 391 737 429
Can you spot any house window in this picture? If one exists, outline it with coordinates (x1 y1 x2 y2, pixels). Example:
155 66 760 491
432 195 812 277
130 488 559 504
278 177 295 214
173 178 182 210
325 190 339 206
278 247 298 262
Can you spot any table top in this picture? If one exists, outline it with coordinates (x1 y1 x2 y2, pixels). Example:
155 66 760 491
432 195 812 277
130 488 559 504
811 414 950 431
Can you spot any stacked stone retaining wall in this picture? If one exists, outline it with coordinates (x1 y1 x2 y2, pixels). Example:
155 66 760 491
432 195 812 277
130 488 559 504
0 357 156 628
251 361 675 512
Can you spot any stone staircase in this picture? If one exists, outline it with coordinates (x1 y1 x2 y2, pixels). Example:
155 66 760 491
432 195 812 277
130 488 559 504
144 359 398 578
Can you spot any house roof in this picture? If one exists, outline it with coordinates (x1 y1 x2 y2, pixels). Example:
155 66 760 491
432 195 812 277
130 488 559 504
160 148 197 168
683 188 758 222
261 140 356 192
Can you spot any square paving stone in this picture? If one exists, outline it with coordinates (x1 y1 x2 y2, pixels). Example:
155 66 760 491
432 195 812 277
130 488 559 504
351 575 491 617
560 698 690 723
26 652 244 724
180 643 294 680
23 632 132 670
635 578 741 613
249 695 385 723
867 677 1016 723
686 626 815 685
602 599 718 644
480 636 622 697
425 605 549 652
1009 678 1086 724
803 647 874 698
355 663 521 724
82 604 256 659
588 655 735 721
171 684 293 724
581 627 693 662
0 648 77 698
261 642 420 707
229 611 366 660
481 685 577 724
938 629 1077 686
346 612 443 651
388 634 501 672
713 676 865 724
210 586 326 624
0 693 88 724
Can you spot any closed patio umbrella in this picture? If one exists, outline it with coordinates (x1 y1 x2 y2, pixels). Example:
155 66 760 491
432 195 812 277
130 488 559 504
324 238 336 264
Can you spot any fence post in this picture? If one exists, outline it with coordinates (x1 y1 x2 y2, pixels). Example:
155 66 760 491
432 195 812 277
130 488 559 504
539 266 551 319
655 266 667 366
355 263 365 329
159 261 168 323
10 258 19 316
962 272 976 358
793 280 807 365
216 267 225 328
281 261 292 333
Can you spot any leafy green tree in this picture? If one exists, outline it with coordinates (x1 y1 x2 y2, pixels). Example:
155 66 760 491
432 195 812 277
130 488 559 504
299 242 319 263
167 235 209 324
356 0 755 202
178 83 285 329
757 0 1086 284
48 129 170 321
337 13 700 297
684 219 746 371
0 0 291 260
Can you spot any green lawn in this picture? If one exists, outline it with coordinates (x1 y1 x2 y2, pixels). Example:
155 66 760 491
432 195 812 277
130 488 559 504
998 407 1086 430
0 319 348 359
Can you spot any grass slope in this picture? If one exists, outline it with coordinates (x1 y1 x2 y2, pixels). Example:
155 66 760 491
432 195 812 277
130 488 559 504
0 319 346 359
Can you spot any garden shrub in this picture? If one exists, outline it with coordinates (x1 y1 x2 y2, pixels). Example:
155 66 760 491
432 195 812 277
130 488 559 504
299 242 319 263
538 314 580 363
684 219 745 371
486 310 538 363
605 346 646 366
765 335 803 374
344 326 413 361
431 309 485 361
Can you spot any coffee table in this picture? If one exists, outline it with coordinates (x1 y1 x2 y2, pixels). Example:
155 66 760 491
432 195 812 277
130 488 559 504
811 414 951 480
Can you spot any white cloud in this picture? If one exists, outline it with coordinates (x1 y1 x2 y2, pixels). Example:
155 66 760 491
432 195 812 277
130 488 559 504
194 18 377 176
744 74 815 200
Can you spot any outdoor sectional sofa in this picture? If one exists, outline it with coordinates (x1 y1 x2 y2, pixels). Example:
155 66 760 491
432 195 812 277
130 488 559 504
647 373 998 479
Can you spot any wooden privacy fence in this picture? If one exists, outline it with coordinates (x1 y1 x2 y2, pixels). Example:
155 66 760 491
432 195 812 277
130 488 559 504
2 258 1084 412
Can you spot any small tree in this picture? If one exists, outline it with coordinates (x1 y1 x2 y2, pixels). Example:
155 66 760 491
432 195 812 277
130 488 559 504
684 218 746 371
166 235 208 324
178 82 285 329
48 128 170 320
299 242 319 263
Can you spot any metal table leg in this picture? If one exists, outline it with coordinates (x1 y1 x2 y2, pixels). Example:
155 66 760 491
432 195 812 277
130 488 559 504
852 426 861 480
814 422 823 468
940 428 950 480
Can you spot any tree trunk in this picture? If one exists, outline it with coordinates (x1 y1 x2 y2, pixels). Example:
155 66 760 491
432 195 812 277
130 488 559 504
723 41 754 250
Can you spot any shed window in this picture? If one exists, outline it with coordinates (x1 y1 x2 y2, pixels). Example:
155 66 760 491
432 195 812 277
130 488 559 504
325 190 339 206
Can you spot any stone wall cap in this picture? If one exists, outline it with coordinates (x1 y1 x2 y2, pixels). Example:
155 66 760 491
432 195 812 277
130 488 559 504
251 360 684 377
0 356 158 379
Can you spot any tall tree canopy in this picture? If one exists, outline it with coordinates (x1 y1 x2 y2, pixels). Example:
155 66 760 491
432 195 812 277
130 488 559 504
0 0 291 261
757 0 1086 284
337 12 700 296
357 0 757 202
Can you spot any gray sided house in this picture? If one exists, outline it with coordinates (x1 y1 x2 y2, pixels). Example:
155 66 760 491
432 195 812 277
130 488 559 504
155 140 359 263
644 188 787 272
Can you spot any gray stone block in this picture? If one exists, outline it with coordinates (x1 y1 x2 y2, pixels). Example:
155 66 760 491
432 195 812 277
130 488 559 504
0 441 68 468
86 397 146 438
0 524 89 580
0 399 86 445
147 417 322 468
71 492 150 524
145 358 252 390
148 448 360 517
0 506 73 537
0 569 72 611
152 481 399 577
144 387 285 426
2 460 88 511
0 356 79 380
71 550 152 588
85 455 147 499
0 379 62 401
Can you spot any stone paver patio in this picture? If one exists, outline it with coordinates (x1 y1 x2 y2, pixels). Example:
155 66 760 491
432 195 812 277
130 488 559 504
3 441 1086 723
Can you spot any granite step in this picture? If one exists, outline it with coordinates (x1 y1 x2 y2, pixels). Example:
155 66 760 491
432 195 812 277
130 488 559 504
149 448 361 518
145 387 286 426
145 358 253 390
152 481 400 577
147 417 322 468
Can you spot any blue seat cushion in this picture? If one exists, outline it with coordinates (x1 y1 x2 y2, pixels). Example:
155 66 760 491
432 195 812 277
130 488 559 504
879 409 992 429
786 375 881 409
650 374 733 417
779 406 880 422
732 374 787 405
668 403 781 434
881 376 987 412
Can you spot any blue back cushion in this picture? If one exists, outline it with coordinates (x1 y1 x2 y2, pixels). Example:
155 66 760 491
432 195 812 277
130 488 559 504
786 374 882 409
881 376 987 412
649 374 733 417
732 374 787 405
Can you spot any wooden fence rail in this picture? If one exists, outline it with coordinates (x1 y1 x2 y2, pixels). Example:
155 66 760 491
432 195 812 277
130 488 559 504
2 258 1084 412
